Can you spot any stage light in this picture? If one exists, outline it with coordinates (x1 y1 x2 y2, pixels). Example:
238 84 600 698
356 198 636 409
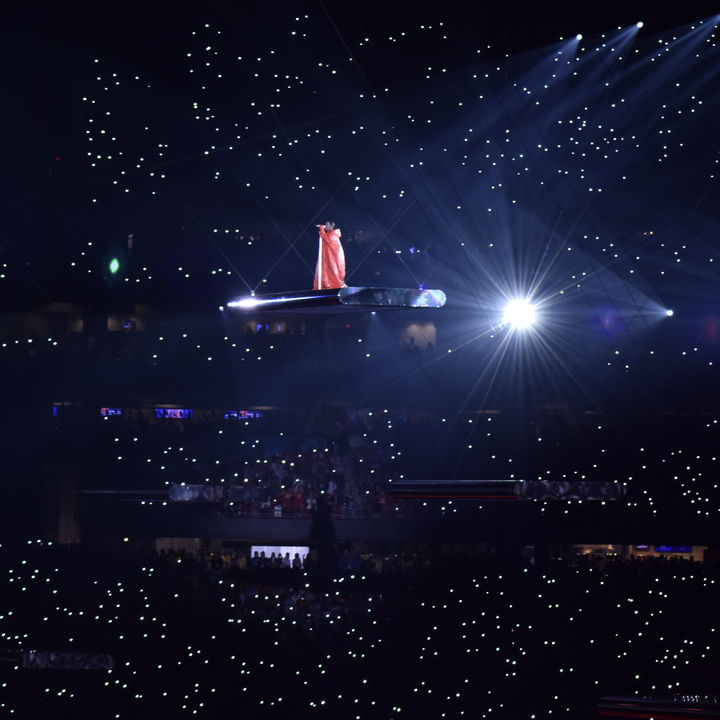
228 297 259 309
637 21 644 28
576 34 582 41
219 305 224 311
666 309 673 317
503 299 537 328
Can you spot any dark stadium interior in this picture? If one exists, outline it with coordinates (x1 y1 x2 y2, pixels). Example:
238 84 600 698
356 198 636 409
2 1 720 717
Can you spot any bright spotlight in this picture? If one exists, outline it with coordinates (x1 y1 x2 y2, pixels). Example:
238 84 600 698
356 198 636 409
666 309 673 317
503 299 537 328
576 33 583 40
228 297 260 309
637 21 644 28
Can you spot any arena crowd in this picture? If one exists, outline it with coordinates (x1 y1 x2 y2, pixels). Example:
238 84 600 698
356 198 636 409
1 539 717 718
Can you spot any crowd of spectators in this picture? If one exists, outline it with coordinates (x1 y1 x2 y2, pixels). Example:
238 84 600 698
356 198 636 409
0 319 443 368
51 407 436 517
1 539 719 719
158 544 430 586
40 400 720 522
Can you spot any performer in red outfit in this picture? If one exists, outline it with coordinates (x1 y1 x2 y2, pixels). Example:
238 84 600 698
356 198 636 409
313 221 346 289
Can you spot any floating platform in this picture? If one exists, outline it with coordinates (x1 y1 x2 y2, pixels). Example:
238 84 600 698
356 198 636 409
227 286 446 314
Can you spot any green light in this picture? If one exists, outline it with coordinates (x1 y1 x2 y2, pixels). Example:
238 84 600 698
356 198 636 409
109 258 120 275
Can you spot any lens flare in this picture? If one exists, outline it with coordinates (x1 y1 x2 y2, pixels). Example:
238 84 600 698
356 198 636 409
503 299 537 328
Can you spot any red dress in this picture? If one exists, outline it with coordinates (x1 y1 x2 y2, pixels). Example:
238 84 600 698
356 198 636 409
313 225 346 289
